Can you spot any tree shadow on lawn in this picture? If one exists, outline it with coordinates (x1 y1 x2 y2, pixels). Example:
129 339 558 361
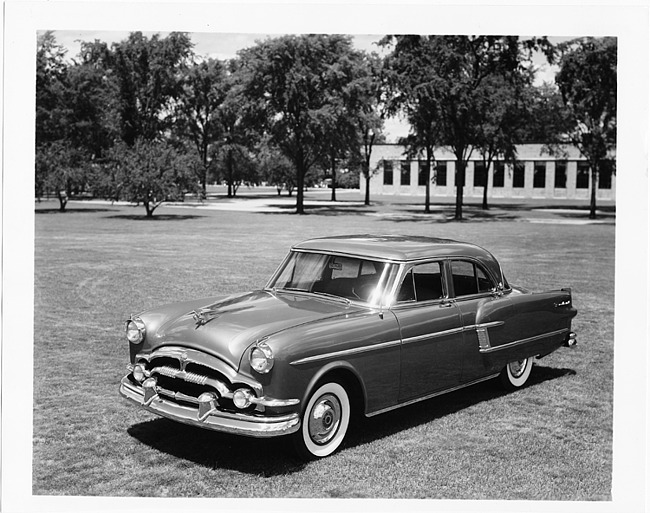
35 208 115 214
266 203 376 216
105 214 205 221
127 365 574 475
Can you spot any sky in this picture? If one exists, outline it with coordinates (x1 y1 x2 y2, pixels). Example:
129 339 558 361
51 30 562 143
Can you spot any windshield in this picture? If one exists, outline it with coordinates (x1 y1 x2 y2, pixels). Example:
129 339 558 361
268 251 394 305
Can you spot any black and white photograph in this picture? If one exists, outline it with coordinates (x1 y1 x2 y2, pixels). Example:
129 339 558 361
2 2 648 512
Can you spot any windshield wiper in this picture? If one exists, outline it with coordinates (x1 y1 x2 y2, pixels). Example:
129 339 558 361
270 287 351 305
310 291 351 305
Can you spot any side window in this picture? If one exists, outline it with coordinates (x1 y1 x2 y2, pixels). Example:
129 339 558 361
397 262 444 302
451 260 495 297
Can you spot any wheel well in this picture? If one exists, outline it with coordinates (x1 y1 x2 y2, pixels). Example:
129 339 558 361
318 368 366 418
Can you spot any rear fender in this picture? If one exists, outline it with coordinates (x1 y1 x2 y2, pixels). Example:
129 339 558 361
479 288 577 369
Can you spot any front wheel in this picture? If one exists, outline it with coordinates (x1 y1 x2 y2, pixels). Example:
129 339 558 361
500 357 533 390
292 381 351 460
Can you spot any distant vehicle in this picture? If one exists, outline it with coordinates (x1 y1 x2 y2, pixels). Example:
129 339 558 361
120 235 577 459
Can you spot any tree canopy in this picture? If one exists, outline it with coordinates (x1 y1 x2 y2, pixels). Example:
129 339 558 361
35 32 615 218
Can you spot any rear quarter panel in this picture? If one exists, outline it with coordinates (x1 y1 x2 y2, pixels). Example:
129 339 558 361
480 288 577 369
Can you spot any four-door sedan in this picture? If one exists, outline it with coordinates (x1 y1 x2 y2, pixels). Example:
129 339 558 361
120 235 577 459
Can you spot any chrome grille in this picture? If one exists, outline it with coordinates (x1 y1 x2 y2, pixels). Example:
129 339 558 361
146 353 233 407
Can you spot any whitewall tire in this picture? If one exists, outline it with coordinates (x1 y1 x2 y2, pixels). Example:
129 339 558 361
293 381 351 459
500 357 533 390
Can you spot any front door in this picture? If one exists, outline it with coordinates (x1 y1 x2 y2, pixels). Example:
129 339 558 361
393 261 464 402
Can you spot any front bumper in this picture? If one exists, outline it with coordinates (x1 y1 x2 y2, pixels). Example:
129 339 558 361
120 376 300 438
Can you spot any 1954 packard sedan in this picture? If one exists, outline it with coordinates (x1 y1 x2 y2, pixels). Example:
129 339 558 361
120 235 577 459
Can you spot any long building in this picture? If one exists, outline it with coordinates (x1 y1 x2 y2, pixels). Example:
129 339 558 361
361 144 616 201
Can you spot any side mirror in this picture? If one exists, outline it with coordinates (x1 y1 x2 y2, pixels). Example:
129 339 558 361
493 282 504 297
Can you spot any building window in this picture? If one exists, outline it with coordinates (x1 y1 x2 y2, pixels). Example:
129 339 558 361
533 162 546 188
435 162 447 186
576 162 590 189
513 163 525 188
599 160 614 189
493 162 505 188
383 161 393 185
555 161 567 188
401 161 411 186
474 162 486 187
418 161 430 186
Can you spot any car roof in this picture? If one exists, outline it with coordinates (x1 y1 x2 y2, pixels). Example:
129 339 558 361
292 234 501 271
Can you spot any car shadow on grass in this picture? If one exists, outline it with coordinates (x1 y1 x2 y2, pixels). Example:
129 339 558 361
346 365 576 449
127 364 575 474
127 417 305 475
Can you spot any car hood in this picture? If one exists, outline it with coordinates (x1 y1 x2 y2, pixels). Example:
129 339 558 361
144 290 357 369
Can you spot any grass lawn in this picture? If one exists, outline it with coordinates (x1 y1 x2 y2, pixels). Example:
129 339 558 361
31 196 615 500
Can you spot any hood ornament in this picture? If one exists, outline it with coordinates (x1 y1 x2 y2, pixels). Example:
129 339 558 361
191 308 216 327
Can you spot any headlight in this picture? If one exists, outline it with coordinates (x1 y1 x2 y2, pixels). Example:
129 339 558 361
125 317 146 344
250 341 274 374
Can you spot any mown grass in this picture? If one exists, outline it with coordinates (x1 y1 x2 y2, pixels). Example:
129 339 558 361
32 196 614 499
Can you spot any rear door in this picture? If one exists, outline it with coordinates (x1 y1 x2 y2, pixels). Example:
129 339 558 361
447 259 519 380
393 261 465 402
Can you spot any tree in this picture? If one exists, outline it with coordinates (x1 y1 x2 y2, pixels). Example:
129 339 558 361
175 58 229 198
347 52 389 206
257 141 296 195
65 40 120 160
36 141 88 211
555 37 617 219
518 82 574 144
214 67 260 198
384 36 549 220
35 32 91 209
385 42 443 213
110 32 194 145
474 73 529 210
237 34 361 214
36 31 69 146
104 139 198 217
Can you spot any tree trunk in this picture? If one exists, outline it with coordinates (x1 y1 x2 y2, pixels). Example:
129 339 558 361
454 158 465 220
330 155 337 202
57 191 67 212
589 164 599 220
482 161 489 210
424 148 432 214
296 167 305 214
364 158 371 206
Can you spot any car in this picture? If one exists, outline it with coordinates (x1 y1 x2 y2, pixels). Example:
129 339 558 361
120 234 577 459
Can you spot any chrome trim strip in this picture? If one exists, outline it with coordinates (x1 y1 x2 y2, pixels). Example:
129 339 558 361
290 339 401 366
401 321 504 346
291 248 403 264
402 327 464 345
479 328 569 354
367 373 500 417
474 321 505 329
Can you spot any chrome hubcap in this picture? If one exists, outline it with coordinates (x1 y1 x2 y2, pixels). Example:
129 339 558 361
307 393 341 445
509 359 528 378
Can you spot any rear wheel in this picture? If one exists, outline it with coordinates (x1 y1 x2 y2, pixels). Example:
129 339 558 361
292 381 350 460
500 357 533 390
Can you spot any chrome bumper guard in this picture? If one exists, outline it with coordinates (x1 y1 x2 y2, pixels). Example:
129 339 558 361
120 376 300 438
563 331 577 347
